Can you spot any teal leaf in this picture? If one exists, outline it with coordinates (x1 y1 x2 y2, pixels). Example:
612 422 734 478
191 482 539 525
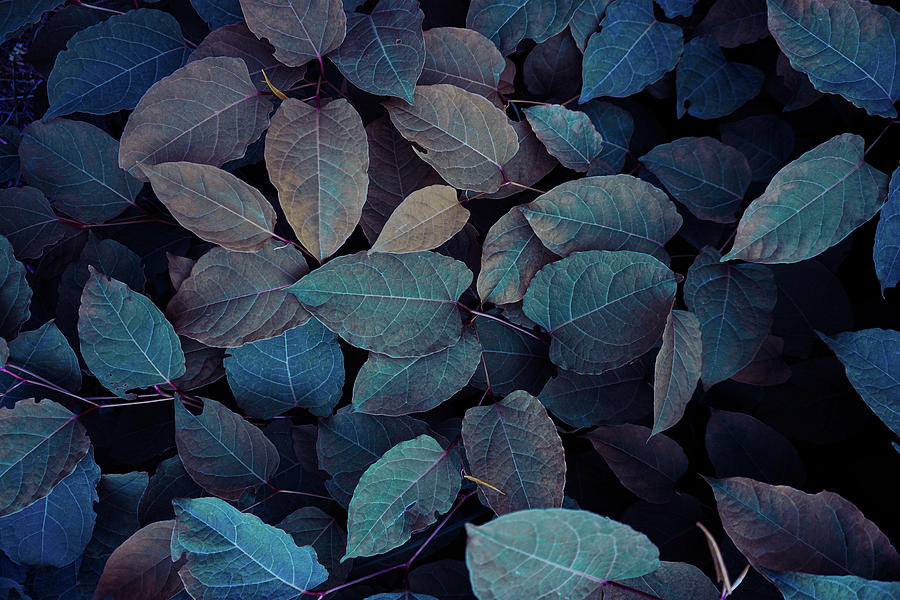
420 27 506 104
569 0 611 52
466 0 578 55
172 496 328 599
190 0 242 28
0 451 100 567
45 9 190 119
93 520 184 600
874 167 900 294
0 125 19 181
343 435 461 560
279 507 352 589
720 114 795 182
520 175 682 260
0 234 31 340
78 268 185 397
224 320 344 419
470 314 553 396
698 0 769 48
138 455 204 524
723 134 888 263
655 0 696 17
330 0 425 103
523 250 677 375
676 36 763 119
0 398 89 517
462 391 566 515
353 328 481 416
465 508 659 600
820 329 900 438
289 251 472 358
578 101 634 174
174 396 280 500
652 309 701 436
606 561 720 600
365 594 438 600
317 413 431 506
580 0 683 101
239 0 347 68
524 104 604 172
0 322 81 408
767 0 900 117
1 0 65 42
19 118 141 224
524 31 582 101
684 247 776 386
764 570 900 600
0 187 66 260
640 137 751 223
539 361 651 427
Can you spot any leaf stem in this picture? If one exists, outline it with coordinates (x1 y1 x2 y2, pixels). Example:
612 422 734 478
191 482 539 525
404 489 477 568
864 121 895 156
1 365 98 406
506 180 547 194
70 0 124 14
458 304 546 342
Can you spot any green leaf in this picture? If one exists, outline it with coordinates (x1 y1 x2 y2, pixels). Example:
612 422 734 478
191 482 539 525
370 185 469 254
652 309 701 436
723 134 888 263
331 0 425 103
640 137 751 223
466 0 577 55
706 476 900 579
685 247 776 386
118 57 273 180
174 396 280 500
239 0 346 67
44 9 190 119
0 398 90 517
93 520 184 600
470 313 553 396
764 570 900 600
465 508 659 600
139 161 278 253
820 329 900 438
580 0 683 101
676 36 763 119
172 496 328 599
524 104 604 172
344 435 461 560
523 250 677 375
279 506 352 589
266 98 368 261
521 175 682 260
0 234 31 340
767 0 900 117
78 268 185 397
0 322 81 408
1 0 65 42
462 390 566 515
20 118 141 223
420 27 505 104
873 167 900 294
166 241 310 348
289 251 471 358
385 84 519 193
538 362 651 427
224 319 344 419
352 327 481 416
570 0 611 51
606 561 720 600
0 187 66 260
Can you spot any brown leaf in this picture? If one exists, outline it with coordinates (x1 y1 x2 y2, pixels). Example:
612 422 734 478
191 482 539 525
239 0 346 67
420 27 505 105
370 185 468 254
92 520 184 600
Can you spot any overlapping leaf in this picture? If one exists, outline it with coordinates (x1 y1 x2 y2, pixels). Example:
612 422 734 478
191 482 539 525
698 0 769 47
0 322 81 407
569 0 610 51
524 32 582 101
539 361 651 427
578 101 634 174
93 520 184 600
676 36 763 119
720 114 795 182
279 507 352 589
191 0 242 29
0 187 66 260
0 234 31 340
524 104 604 172
873 168 900 293
605 561 719 600
1 0 66 42
764 571 900 600
466 0 577 54
652 310 701 436
470 315 553 396
420 27 506 103
239 0 346 67
370 185 469 254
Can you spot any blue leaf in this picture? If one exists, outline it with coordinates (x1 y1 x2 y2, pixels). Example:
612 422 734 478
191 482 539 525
0 0 65 43
0 322 81 408
524 104 604 172
720 114 795 182
874 167 900 294
190 0 242 29
0 187 66 261
467 0 578 55
655 0 697 17
0 234 31 341
676 36 763 119
697 0 769 48
138 455 202 525
764 570 900 600
470 314 553 396
569 0 611 52
577 101 634 174
524 31 582 101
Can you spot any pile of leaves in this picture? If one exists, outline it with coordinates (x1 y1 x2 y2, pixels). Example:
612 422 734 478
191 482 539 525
1 0 899 599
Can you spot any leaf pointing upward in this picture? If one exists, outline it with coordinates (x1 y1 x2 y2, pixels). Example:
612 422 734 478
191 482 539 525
239 0 346 67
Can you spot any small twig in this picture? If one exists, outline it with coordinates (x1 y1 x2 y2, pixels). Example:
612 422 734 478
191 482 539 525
70 0 124 14
865 121 894 156
459 304 546 342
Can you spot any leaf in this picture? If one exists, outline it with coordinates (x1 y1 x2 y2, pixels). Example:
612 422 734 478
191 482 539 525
0 125 19 181
578 101 634 174
265 98 368 261
224 319 344 419
166 241 310 348
604 561 720 600
655 0 697 17
279 507 352 589
723 134 888 263
580 0 683 101
520 175 682 260
118 57 273 181
676 36 763 119
420 27 505 104
466 0 577 55
0 451 100 567
524 31 582 101
19 118 141 223
764 571 900 600
706 476 900 579
462 390 566 515
289 251 471 357
569 0 610 51
820 329 900 438
0 234 31 340
524 104 604 172
172 496 328 599
352 328 481 416
43 9 189 119
0 322 81 408
698 0 768 48
0 187 66 260
93 520 184 600
239 0 346 67
1 0 65 42
587 424 687 504
640 137 751 223
137 456 204 525
470 315 553 396
652 309 701 436
731 334 791 385
174 396 280 500
190 0 242 29
317 413 431 506
720 114 795 183
874 168 900 293
370 185 468 254
767 0 900 117
465 508 660 600
539 361 651 427
385 84 519 193
523 250 677 374
139 161 277 252
78 268 185 397
330 0 425 103
343 434 461 560
684 247 776 386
